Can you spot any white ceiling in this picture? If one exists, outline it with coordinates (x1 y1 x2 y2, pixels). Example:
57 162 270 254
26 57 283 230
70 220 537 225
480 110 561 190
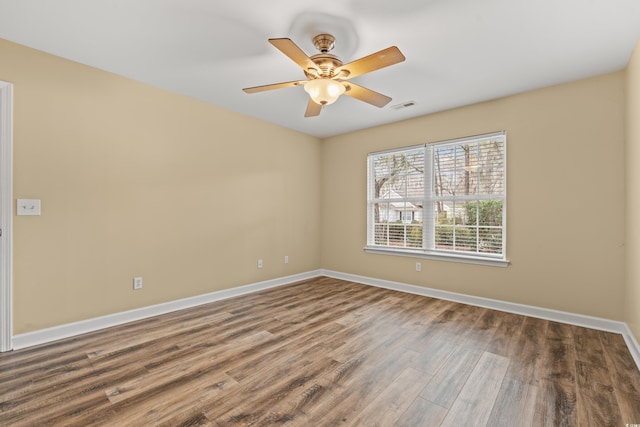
1 0 639 138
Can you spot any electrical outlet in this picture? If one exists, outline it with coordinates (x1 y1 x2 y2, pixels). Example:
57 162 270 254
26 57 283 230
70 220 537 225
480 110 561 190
16 199 41 216
133 277 143 290
257 259 263 269
284 255 289 264
415 262 422 272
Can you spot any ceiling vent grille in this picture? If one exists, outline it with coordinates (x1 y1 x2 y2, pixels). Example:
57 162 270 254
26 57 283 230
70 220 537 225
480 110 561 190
390 101 416 110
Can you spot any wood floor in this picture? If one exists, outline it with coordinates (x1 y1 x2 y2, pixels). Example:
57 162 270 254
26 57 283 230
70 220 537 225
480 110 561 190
1 277 639 426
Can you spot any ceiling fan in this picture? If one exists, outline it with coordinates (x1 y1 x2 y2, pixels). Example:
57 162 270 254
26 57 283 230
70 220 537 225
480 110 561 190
243 34 406 117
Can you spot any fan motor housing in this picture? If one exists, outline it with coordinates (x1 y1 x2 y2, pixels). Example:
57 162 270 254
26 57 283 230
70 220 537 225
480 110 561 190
306 54 343 79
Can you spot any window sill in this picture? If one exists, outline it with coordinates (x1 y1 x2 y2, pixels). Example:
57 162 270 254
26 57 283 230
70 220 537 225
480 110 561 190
363 246 510 268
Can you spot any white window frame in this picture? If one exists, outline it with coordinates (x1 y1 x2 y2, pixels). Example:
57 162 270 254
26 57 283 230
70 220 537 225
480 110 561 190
365 131 509 267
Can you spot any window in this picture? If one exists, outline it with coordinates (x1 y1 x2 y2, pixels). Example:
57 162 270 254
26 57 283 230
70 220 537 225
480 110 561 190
366 131 507 267
399 210 415 223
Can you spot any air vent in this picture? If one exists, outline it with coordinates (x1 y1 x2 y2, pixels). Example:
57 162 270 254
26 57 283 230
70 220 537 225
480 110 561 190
390 101 416 110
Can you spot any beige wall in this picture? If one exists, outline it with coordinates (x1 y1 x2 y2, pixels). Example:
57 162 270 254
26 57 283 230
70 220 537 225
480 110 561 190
626 39 640 343
321 72 626 320
1 39 322 334
2 36 634 337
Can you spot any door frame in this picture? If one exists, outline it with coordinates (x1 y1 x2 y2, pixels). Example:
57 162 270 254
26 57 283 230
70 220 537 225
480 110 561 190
0 81 13 352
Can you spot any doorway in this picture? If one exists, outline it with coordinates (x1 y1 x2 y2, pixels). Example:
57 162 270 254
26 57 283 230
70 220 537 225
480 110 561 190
0 81 13 352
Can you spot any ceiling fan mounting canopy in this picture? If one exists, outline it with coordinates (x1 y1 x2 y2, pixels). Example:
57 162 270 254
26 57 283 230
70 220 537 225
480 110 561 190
242 33 406 117
312 33 336 53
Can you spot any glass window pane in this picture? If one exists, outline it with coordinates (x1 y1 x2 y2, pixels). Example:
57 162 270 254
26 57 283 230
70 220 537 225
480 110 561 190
374 223 388 246
454 227 478 253
407 224 422 248
477 140 505 195
433 146 456 196
436 201 454 225
435 225 453 250
479 227 503 254
374 202 391 223
477 200 503 226
388 223 404 246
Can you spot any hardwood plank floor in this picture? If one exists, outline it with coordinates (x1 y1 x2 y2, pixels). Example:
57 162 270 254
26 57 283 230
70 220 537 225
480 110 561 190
1 276 639 426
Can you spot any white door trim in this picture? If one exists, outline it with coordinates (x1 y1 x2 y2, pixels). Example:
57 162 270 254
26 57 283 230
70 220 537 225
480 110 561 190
0 81 13 352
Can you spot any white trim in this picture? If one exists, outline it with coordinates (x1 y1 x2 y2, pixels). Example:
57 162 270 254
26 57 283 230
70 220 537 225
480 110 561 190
367 132 507 264
320 269 640 370
622 323 640 371
364 246 510 268
12 270 322 350
0 82 13 352
11 268 640 372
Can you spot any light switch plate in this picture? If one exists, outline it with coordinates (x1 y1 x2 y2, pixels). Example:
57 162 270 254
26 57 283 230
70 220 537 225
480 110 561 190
17 199 41 216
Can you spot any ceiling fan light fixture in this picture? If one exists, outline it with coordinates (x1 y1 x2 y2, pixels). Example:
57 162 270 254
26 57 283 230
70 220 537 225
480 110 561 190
304 78 345 105
243 36 405 117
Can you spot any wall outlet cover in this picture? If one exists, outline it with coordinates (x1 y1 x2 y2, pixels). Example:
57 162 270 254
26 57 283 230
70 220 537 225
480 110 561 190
17 199 41 216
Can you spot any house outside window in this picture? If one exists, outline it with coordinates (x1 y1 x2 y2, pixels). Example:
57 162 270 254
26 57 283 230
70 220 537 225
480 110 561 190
366 131 508 267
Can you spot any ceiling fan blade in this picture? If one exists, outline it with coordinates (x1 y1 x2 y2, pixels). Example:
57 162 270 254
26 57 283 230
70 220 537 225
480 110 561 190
243 80 306 94
337 46 406 79
304 99 322 117
269 38 318 72
343 82 392 108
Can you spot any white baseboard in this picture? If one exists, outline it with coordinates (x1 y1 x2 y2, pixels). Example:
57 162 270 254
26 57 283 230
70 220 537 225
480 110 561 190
11 268 640 372
321 269 640 371
12 270 322 350
622 323 640 371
